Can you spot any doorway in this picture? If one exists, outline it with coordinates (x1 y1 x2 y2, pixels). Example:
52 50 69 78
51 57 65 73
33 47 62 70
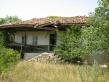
49 34 56 51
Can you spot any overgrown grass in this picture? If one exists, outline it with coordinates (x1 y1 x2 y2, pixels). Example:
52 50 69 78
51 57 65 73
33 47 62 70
1 61 109 82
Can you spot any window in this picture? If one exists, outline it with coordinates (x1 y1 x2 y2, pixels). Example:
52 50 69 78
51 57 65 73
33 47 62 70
22 36 25 44
33 36 38 45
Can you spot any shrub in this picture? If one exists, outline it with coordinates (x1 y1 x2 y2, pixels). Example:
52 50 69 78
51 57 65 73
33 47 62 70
0 32 4 46
0 47 20 73
55 25 84 64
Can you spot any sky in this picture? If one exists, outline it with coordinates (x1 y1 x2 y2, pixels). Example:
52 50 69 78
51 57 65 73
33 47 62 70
0 0 98 20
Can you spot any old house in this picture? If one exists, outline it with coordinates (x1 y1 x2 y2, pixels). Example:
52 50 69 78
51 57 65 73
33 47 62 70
0 16 87 59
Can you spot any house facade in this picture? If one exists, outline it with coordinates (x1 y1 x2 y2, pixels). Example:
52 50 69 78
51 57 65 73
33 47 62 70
0 16 87 58
14 30 57 51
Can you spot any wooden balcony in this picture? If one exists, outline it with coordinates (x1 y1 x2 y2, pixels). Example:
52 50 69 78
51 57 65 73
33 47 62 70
8 43 55 53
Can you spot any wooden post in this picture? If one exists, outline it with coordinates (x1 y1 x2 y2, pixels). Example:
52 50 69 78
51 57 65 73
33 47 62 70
24 31 27 53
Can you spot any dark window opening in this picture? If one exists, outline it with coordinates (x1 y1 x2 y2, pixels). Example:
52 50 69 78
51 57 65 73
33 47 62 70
22 36 25 44
49 34 56 51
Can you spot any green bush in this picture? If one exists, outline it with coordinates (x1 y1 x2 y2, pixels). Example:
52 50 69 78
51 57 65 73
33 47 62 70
0 47 20 73
0 32 4 46
55 25 84 64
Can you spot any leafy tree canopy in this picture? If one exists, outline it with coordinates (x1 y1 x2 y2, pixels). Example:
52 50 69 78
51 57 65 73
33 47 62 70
0 16 21 73
55 0 109 64
47 16 61 19
81 0 109 64
0 16 21 25
0 16 21 46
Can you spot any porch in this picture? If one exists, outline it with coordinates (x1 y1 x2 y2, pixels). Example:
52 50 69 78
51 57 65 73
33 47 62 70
9 43 56 52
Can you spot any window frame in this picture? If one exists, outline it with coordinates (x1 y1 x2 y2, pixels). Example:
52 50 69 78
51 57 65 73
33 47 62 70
32 36 38 45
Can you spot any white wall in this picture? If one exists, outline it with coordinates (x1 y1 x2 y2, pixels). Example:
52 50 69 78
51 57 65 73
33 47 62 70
14 31 54 45
15 32 24 43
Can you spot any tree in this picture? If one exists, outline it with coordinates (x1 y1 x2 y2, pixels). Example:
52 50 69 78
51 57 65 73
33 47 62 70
0 16 20 73
0 18 6 24
55 25 84 63
0 16 21 47
5 16 21 24
0 16 21 25
47 16 60 19
81 0 109 64
55 0 109 64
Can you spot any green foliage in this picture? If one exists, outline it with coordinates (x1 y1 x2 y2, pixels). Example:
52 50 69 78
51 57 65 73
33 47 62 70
81 26 106 54
2 30 12 47
81 0 109 64
5 16 21 24
0 18 6 24
47 16 60 19
0 48 20 73
0 16 21 73
55 25 84 63
54 0 109 64
0 32 4 46
0 16 20 47
0 31 12 47
0 16 21 25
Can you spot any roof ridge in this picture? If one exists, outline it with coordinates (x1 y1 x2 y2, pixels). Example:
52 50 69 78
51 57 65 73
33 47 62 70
1 16 88 25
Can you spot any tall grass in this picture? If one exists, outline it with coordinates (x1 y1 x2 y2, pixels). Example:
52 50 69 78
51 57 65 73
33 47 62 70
1 61 109 82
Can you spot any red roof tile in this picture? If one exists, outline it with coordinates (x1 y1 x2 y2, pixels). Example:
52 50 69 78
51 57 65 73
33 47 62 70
17 16 88 25
0 16 88 29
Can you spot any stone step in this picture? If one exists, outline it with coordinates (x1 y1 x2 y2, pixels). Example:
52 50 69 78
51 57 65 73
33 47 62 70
27 52 62 63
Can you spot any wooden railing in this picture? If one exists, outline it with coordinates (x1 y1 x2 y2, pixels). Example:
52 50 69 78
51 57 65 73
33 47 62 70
8 43 56 53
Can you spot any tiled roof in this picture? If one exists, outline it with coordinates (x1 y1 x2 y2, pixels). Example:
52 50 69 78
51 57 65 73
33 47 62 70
17 16 88 25
0 16 88 29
